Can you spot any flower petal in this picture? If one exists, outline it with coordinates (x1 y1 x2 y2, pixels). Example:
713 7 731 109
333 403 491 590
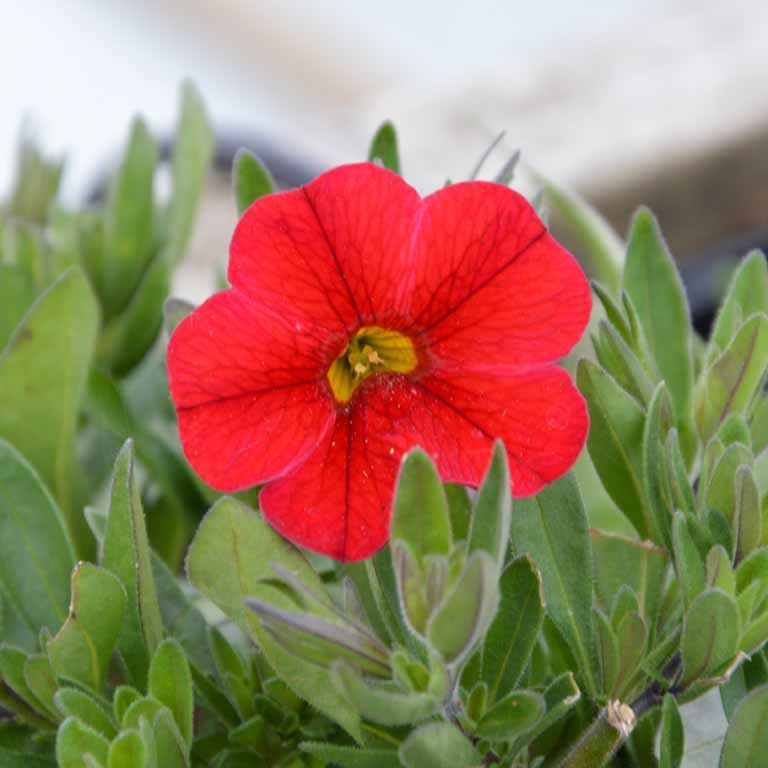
229 162 421 343
167 290 335 490
259 377 406 562
409 182 591 371
394 367 588 497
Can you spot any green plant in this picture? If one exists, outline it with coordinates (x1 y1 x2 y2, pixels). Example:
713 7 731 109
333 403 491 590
1 91 767 767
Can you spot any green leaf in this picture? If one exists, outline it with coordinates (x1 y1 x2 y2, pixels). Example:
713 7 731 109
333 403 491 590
706 442 754 525
232 149 275 215
0 751 55 768
593 320 656 406
613 612 647 697
97 254 171 376
695 314 768 443
536 173 623 292
0 264 36 350
151 708 188 768
185 498 362 740
594 609 619 695
47 563 127 692
331 661 442 725
102 440 163 685
475 689 544 741
0 439 75 635
301 742 400 768
734 465 762 563
426 551 499 665
398 722 479 768
23 653 58 718
56 717 110 768
467 441 512 571
120 696 165 731
642 383 675 548
112 686 140 723
0 267 99 551
367 121 401 174
53 688 116 739
0 646 52 721
163 81 214 265
152 553 215 676
577 359 654 540
672 512 706 609
706 545 736 595
623 208 693 428
720 683 768 767
591 530 667 626
511 672 581 752
107 730 146 768
103 117 157 314
711 250 768 352
659 694 683 768
681 588 741 684
391 448 452 561
481 555 544 703
148 639 193 747
512 473 598 697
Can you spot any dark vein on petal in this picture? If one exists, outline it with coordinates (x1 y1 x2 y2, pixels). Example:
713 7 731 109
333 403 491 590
302 186 363 325
418 227 547 334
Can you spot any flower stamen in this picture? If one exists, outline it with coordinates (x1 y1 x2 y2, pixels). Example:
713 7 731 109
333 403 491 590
327 326 417 402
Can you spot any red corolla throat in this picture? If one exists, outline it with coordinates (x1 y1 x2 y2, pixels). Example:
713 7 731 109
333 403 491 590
326 326 417 403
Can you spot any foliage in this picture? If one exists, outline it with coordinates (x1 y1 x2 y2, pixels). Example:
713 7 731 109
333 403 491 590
1 92 768 767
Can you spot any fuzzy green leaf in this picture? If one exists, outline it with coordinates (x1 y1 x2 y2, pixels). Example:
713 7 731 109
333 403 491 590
695 314 768 443
399 722 479 768
659 694 683 768
681 588 741 684
47 563 126 691
102 440 163 685
672 512 706 609
0 439 75 636
148 639 193 747
185 498 362 741
481 555 544 703
56 717 110 768
578 359 654 540
623 208 693 426
512 473 598 697
54 688 116 740
391 448 452 561
107 729 145 768
720 684 768 767
152 708 188 768
301 742 400 768
0 267 99 551
468 441 512 571
711 250 768 353
331 660 442 725
426 551 499 666
476 689 544 741
734 465 762 563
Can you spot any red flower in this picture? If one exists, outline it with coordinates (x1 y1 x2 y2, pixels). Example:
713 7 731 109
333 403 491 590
167 163 590 561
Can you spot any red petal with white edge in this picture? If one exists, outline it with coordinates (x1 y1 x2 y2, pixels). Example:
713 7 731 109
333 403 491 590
259 376 407 562
167 290 335 491
409 182 591 372
229 163 421 344
392 367 589 497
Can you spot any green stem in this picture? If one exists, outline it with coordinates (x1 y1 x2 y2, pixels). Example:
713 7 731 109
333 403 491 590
554 701 636 768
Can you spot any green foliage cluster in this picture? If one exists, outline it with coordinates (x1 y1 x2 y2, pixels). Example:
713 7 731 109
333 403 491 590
1 93 768 767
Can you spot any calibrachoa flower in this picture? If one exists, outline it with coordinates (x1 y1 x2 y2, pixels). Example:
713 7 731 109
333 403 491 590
168 163 590 561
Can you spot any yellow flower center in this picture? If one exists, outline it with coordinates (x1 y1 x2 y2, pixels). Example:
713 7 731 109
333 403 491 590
327 326 417 403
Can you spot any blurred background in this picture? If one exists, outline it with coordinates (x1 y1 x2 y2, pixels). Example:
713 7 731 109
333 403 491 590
2 0 767 319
